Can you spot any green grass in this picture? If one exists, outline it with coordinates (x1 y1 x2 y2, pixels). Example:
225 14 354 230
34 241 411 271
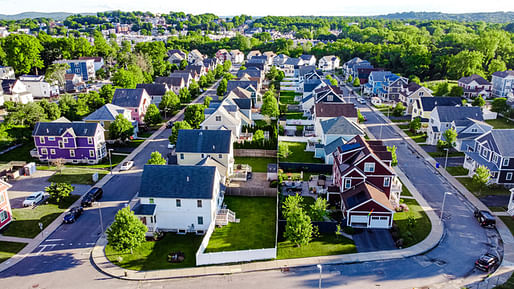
486 117 514 129
456 177 511 196
445 166 469 176
138 131 154 138
394 198 431 247
489 206 507 212
279 91 300 97
126 139 145 148
0 241 27 264
284 111 307 120
235 157 277 173
401 181 412 197
37 154 126 171
494 216 514 289
404 130 427 143
205 196 276 252
2 195 80 238
398 124 410 130
279 171 318 181
105 233 204 270
47 168 108 185
277 234 356 259
279 142 323 163
0 142 35 162
279 95 299 105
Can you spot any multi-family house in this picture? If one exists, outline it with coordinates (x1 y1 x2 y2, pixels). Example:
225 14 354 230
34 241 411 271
246 50 261 60
136 83 169 106
342 57 372 79
0 180 13 231
230 49 245 64
400 82 433 114
426 106 484 145
185 65 208 78
167 49 186 65
83 103 137 141
64 73 86 93
19 75 59 99
203 58 219 71
246 58 266 72
188 49 204 65
463 129 514 186
78 57 104 71
111 88 151 124
331 135 402 229
32 120 106 164
226 80 259 106
411 97 462 123
451 118 492 152
155 76 186 95
300 55 316 66
301 85 349 113
273 54 289 66
54 59 96 81
262 51 276 62
215 49 231 63
133 165 225 235
318 55 340 71
312 102 358 124
0 66 15 79
380 76 409 103
491 70 514 99
364 71 397 96
458 74 492 98
0 79 33 105
201 94 252 139
353 67 382 85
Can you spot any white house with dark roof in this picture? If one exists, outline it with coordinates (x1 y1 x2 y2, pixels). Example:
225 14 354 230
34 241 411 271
188 49 205 65
19 75 59 99
155 76 186 95
451 118 492 152
230 49 244 64
458 74 492 98
201 94 252 139
491 70 514 99
426 106 484 145
111 88 151 124
0 79 33 105
318 55 340 71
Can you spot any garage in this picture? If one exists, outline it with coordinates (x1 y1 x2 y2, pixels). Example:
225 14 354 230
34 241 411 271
369 216 390 229
350 215 368 227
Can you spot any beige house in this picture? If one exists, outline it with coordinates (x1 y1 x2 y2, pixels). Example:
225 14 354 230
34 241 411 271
83 103 136 141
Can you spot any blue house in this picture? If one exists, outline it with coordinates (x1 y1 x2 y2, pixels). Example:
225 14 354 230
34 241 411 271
54 59 96 81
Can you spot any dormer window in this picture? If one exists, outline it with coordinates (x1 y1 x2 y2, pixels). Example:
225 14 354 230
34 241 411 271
48 136 55 141
344 179 351 189
327 95 333 101
364 162 375 173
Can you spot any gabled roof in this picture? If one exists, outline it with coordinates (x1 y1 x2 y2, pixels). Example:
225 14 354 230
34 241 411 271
435 106 483 123
492 70 514 78
233 98 251 110
196 156 227 178
155 76 184 88
343 182 394 211
33 121 100 137
315 103 357 118
176 129 232 154
458 74 491 85
83 104 130 121
226 80 258 94
369 71 394 82
419 97 461 112
300 54 315 61
112 88 147 108
139 165 216 199
136 83 168 96
229 87 252 99
324 137 345 155
320 117 364 136
132 202 156 216
237 69 262 79
489 129 514 157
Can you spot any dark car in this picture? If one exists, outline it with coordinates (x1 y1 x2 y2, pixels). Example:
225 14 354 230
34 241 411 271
166 121 174 128
63 206 83 224
81 187 103 207
475 253 499 272
474 209 496 228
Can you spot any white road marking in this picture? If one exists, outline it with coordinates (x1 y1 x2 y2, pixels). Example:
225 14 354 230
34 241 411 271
36 244 56 255
45 238 64 242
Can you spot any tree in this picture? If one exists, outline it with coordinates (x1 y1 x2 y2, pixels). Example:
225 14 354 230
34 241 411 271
144 104 162 126
109 114 134 142
106 206 147 254
179 59 188 70
261 94 279 117
45 63 69 89
353 77 360 87
169 121 192 144
223 60 232 72
473 95 486 107
442 128 457 149
217 79 228 96
159 91 180 118
347 75 353 83
199 75 208 88
410 117 421 132
239 65 247 71
178 87 191 103
184 104 205 128
472 165 491 196
283 194 313 247
487 58 507 78
111 65 144 89
147 151 167 165
491 97 509 114
449 86 464 97
45 182 74 204
278 142 291 159
2 34 44 74
392 102 406 117
203 96 212 107
357 109 365 123
433 82 450 96
50 158 66 175
387 145 398 166
99 84 115 103
253 129 265 142
447 50 485 79
189 80 200 97
5 102 46 127
38 99 61 120
309 198 328 222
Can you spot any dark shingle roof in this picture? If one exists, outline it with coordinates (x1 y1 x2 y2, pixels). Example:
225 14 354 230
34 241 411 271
492 70 514 78
33 121 99 137
315 103 357 118
320 117 364 135
420 97 461 111
237 69 262 79
226 80 258 94
112 88 146 108
139 165 216 199
491 129 514 156
136 83 168 96
175 129 232 154
155 76 184 87
435 106 483 122
458 74 491 85
233 98 251 110
132 202 156 215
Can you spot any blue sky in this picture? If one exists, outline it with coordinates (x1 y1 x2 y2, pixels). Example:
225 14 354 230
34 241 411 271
1 0 513 16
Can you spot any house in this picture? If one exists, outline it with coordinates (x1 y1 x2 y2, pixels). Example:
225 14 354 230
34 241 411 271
318 55 340 71
226 80 259 106
54 59 96 81
312 102 358 123
380 76 409 103
215 49 231 63
155 76 186 95
185 65 207 78
111 88 151 124
201 94 252 139
451 118 493 152
314 117 365 164
203 58 219 71
262 51 276 62
168 49 187 60
227 86 253 101
188 49 204 65
134 165 225 235
32 120 107 164
83 103 137 141
246 50 261 60
167 49 187 65
78 57 104 71
0 66 15 79
246 58 266 72
491 70 514 99
301 85 349 113
273 54 289 66
331 135 402 228
458 74 492 98
463 129 514 186
0 79 33 105
353 67 382 85
64 73 86 93
342 57 372 79
175 129 234 177
19 75 59 98
426 106 484 145
0 180 13 231
136 83 169 106
300 55 316 66
400 83 433 114
169 72 193 86
411 97 462 123
230 49 245 64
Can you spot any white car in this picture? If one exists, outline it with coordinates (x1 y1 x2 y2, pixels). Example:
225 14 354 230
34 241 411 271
168 143 175 150
23 191 45 207
120 161 134 171
358 98 366 104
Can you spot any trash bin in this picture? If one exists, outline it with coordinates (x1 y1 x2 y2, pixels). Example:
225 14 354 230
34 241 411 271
436 162 440 168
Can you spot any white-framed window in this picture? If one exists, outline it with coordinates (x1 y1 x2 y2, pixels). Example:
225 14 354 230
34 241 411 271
364 162 375 173
39 136 45 144
63 138 69 143
88 137 93 144
419 91 424 96
507 172 513 181
70 150 75 157
344 178 351 189
180 154 184 160
504 158 510 167
215 116 221 121
176 199 181 207
197 200 202 208
201 154 205 158
48 136 55 141
327 95 333 101
0 210 8 222
58 142 64 149
493 154 498 163
89 150 94 157
50 149 56 155
41 148 48 155
197 216 204 225
481 148 489 159
384 177 390 187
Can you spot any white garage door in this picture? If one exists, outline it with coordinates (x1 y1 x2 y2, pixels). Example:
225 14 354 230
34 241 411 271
350 215 369 226
369 216 390 228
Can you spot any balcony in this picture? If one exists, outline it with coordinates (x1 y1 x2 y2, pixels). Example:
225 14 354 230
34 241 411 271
231 164 252 182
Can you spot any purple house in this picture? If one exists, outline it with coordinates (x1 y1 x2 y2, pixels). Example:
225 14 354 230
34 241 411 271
32 121 107 164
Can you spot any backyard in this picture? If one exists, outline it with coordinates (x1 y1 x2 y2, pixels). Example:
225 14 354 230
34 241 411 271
47 168 108 185
205 196 276 252
403 129 427 143
235 157 277 173
485 117 514 129
284 111 307 120
393 198 432 247
279 91 300 105
0 241 27 264
279 142 323 163
0 143 35 163
456 177 511 197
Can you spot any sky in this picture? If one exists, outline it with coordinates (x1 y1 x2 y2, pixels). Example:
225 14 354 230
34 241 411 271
0 0 513 16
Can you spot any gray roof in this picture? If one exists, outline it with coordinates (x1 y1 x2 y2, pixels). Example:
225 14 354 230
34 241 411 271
139 165 216 199
492 70 514 78
237 69 262 79
284 58 301 66
300 55 315 61
465 151 499 172
226 80 258 94
435 106 483 122
112 88 146 108
155 76 183 87
369 71 394 82
196 156 227 178
83 104 129 121
320 117 364 135
33 121 99 137
233 98 251 110
175 129 232 154
136 83 168 96
267 163 278 173
490 129 514 156
458 74 491 85
132 202 156 216
324 137 345 155
420 97 461 111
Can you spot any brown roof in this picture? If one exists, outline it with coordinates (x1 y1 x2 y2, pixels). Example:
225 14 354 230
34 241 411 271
78 56 103 62
342 182 393 211
229 87 252 99
315 103 357 118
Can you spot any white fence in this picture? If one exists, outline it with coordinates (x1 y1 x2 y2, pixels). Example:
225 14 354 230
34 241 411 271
281 86 296 91
286 119 313 126
196 248 276 266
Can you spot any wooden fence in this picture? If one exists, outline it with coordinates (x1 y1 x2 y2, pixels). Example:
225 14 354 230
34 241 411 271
234 149 277 158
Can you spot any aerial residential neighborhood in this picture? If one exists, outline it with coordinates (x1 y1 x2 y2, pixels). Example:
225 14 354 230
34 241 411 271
0 4 513 289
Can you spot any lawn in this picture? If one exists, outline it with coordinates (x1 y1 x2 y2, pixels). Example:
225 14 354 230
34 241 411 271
446 166 469 176
279 95 299 105
38 154 126 171
0 142 35 162
205 196 276 252
279 91 300 97
47 168 108 185
398 124 410 130
404 130 427 143
485 117 514 129
0 241 27 264
456 177 511 196
279 171 319 182
279 142 323 163
2 195 80 238
105 233 204 270
401 181 412 197
284 111 307 120
277 234 356 259
394 198 431 247
235 157 277 173
138 131 155 138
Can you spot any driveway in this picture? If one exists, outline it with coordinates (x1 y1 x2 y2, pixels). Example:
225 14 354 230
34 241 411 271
352 228 397 252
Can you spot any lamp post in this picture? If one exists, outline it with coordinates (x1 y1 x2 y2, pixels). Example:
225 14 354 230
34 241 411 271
444 148 449 169
316 264 322 289
108 148 114 175
440 192 452 224
98 202 104 238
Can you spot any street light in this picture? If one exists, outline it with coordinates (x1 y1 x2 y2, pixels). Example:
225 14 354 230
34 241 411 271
440 191 452 224
316 264 322 289
443 148 449 169
108 148 114 175
97 201 104 238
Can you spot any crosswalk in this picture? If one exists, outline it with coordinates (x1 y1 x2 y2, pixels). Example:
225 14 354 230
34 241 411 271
36 239 97 255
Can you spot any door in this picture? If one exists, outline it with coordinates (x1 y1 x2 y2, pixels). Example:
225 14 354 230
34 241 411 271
350 215 368 227
369 215 390 229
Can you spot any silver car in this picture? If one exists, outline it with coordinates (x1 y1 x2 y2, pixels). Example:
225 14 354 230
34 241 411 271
23 191 45 207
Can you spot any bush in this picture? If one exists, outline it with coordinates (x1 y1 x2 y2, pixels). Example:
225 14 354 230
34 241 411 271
270 180 278 188
342 226 355 235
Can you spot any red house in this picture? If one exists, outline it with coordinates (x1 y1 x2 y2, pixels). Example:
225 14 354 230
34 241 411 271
331 135 402 229
0 180 13 230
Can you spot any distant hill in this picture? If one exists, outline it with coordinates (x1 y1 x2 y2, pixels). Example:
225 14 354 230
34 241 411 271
0 12 96 20
373 11 514 23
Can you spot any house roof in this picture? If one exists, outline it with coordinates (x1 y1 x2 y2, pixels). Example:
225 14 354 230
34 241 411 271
419 97 461 111
458 74 491 85
0 79 17 94
233 98 251 110
324 137 345 155
226 80 258 94
139 165 216 199
369 71 394 82
155 76 184 88
267 163 278 173
196 156 227 178
132 202 156 216
136 83 168 96
300 55 315 61
83 104 130 121
435 106 483 122
342 182 394 211
490 129 514 157
284 58 302 66
112 88 146 108
33 121 100 137
492 70 514 78
229 87 252 99
315 103 358 118
237 69 262 79
321 117 364 136
175 129 231 154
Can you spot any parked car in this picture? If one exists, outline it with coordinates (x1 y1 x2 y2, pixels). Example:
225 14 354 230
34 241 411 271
22 191 45 207
166 121 174 128
63 206 84 224
81 187 104 207
120 161 134 171
474 209 496 228
358 98 366 104
475 253 499 272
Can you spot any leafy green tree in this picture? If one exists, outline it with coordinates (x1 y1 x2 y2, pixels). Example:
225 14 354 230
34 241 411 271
283 194 313 247
353 77 360 87
99 84 115 103
357 109 365 123
147 151 167 165
410 117 421 132
223 60 232 72
38 99 61 121
239 65 247 71
179 59 188 70
472 165 491 196
111 65 144 89
106 206 147 254
214 65 224 79
253 129 265 142
45 182 74 204
81 91 105 111
169 121 192 144
108 114 134 141
309 198 328 221
206 70 215 83
189 80 200 97
433 82 449 96
45 63 69 89
159 91 180 118
442 128 457 148
473 95 485 107
184 104 205 128
93 30 114 58
491 98 509 114
261 93 279 117
217 78 228 96
392 102 406 117
58 94 79 120
346 75 353 83
178 87 191 103
448 50 485 79
278 142 291 159
2 34 44 74
203 96 212 107
144 104 162 126
387 145 398 166
5 102 46 127
487 58 507 78
449 86 464 97
199 75 208 88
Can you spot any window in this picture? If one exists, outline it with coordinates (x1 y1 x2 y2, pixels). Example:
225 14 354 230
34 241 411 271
89 150 95 157
149 198 154 204
48 136 55 141
215 116 221 122
364 162 375 173
327 95 333 101
507 172 513 181
504 159 510 167
344 179 351 189
135 108 138 112
493 154 498 163
197 200 202 208
63 138 69 143
198 216 204 225
58 142 64 149
70 150 75 157
481 148 489 159
384 177 390 187
88 137 93 144
0 210 8 222
39 137 45 144
180 154 184 160
201 154 205 158
419 91 424 96
218 154 222 159
50 149 56 155
41 148 48 155
176 199 181 207
471 128 478 133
